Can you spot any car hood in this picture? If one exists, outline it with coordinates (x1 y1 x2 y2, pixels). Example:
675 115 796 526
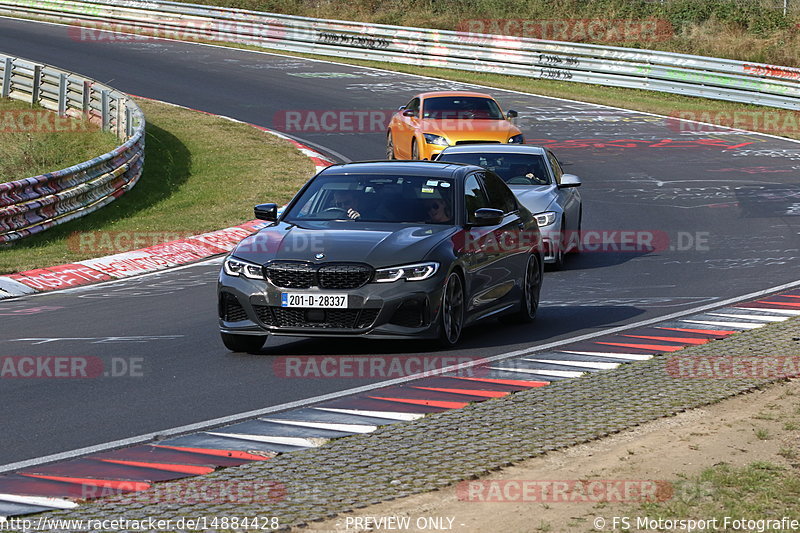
420 118 519 143
232 221 458 267
509 185 558 214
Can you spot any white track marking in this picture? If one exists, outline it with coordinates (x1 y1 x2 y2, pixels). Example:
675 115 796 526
681 320 766 329
560 351 654 361
313 408 424 421
259 418 376 433
489 366 585 378
708 313 790 322
0 494 78 510
205 432 325 448
522 359 620 370
735 307 800 316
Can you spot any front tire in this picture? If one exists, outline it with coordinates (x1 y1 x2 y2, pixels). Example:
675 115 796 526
501 253 542 324
411 138 420 160
221 332 267 353
438 272 465 347
569 208 582 254
548 216 566 270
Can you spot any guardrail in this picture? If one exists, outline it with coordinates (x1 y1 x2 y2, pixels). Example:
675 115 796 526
1 0 799 111
0 52 144 243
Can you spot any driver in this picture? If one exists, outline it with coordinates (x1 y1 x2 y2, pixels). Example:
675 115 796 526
331 190 362 220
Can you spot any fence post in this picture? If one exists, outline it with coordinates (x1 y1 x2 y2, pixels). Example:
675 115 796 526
31 64 42 106
1 57 11 98
125 105 133 137
58 73 67 116
101 89 109 131
82 80 91 118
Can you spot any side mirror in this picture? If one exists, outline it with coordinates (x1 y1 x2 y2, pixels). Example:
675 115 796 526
472 208 504 226
403 109 418 118
254 203 278 221
506 109 518 119
558 174 582 188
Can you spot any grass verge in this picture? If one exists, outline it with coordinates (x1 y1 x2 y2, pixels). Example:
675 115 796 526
0 98 314 274
0 98 118 180
628 389 800 528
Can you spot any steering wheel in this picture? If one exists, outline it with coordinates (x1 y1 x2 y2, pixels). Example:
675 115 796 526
320 207 350 218
507 176 533 185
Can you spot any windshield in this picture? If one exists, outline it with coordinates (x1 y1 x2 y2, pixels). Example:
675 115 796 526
284 174 455 224
437 153 551 185
422 97 505 120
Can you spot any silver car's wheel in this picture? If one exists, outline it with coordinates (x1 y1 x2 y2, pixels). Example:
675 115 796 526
221 332 267 353
438 272 464 347
569 208 582 254
502 253 542 324
549 216 566 270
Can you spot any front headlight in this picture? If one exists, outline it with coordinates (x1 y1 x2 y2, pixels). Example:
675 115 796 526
534 211 557 227
223 256 264 279
374 262 440 283
508 134 524 144
423 133 449 146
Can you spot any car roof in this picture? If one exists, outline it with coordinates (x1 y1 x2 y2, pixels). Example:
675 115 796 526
439 144 548 156
416 91 495 100
319 160 480 178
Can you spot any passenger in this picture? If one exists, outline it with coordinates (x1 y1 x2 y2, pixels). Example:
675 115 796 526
424 197 452 223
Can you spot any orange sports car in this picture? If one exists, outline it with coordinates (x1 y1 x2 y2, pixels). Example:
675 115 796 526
386 91 523 160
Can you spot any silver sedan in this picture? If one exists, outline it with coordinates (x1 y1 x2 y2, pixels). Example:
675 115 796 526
437 144 582 269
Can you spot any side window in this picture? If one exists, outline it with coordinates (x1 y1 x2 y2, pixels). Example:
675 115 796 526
464 173 490 224
547 150 564 185
482 171 518 214
406 97 420 115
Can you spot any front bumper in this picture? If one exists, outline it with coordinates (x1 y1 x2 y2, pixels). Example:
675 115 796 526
218 271 446 339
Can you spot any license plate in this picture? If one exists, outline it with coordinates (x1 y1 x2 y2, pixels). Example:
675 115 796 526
281 293 348 308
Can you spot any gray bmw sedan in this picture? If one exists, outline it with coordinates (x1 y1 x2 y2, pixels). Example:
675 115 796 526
218 161 543 353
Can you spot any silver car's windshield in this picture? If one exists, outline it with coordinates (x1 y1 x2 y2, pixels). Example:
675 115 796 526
285 174 455 224
438 153 551 185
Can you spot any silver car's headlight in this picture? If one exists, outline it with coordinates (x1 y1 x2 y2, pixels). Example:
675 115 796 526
223 256 264 279
508 134 524 144
374 262 440 282
423 133 449 146
534 211 557 227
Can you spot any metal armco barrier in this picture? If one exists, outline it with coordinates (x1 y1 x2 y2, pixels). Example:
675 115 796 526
1 0 799 110
0 52 144 243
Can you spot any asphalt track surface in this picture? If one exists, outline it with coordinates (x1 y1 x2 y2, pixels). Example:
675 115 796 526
1 17 799 466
